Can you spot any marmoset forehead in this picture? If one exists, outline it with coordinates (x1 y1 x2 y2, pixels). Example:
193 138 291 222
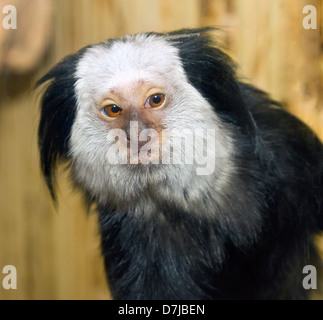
75 34 186 96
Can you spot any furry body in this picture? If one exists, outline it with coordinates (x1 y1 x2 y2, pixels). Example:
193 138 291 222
38 28 323 299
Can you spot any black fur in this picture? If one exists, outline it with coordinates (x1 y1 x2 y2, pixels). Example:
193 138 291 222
37 28 323 299
37 46 91 200
166 28 256 135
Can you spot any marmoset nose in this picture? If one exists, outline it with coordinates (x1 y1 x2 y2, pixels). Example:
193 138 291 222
126 135 151 149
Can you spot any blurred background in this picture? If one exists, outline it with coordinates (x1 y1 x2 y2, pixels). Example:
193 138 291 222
0 0 322 300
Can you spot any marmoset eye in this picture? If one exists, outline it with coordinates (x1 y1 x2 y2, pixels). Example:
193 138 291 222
147 93 165 108
102 104 122 118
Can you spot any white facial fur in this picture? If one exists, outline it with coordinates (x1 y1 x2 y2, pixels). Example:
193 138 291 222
70 33 236 219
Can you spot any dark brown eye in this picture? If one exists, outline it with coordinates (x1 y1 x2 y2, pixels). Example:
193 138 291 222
147 94 165 108
102 104 122 118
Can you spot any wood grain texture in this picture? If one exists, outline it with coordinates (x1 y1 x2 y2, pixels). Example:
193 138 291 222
0 0 53 73
0 0 322 299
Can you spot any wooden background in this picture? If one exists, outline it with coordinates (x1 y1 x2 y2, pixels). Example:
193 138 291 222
0 0 322 300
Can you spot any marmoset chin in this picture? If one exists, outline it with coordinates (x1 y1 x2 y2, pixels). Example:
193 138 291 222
37 28 323 300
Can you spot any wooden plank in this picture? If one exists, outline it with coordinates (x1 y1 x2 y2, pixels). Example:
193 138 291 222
234 0 323 138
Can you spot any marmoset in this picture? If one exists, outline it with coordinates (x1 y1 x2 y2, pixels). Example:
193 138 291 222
37 28 323 299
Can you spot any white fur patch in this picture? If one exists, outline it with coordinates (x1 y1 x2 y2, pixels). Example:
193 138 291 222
70 33 236 220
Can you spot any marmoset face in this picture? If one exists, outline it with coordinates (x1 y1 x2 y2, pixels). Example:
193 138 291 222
69 33 234 205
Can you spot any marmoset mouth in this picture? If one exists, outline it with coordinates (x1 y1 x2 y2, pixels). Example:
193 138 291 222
126 137 162 164
104 126 217 175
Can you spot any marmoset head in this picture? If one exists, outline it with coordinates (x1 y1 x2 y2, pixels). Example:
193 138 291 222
38 28 254 208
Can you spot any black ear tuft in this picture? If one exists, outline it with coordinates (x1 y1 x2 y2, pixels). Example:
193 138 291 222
165 27 255 135
36 47 89 201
